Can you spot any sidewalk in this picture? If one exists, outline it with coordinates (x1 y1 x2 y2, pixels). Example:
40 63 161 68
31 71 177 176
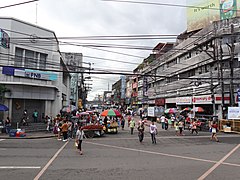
0 131 56 139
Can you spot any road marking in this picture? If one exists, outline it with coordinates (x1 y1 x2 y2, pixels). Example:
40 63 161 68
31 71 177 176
0 148 7 150
34 141 69 180
86 141 240 168
88 134 239 141
0 139 5 142
198 144 240 180
0 166 41 169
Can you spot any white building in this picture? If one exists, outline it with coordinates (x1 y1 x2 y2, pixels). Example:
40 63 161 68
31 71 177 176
0 17 71 124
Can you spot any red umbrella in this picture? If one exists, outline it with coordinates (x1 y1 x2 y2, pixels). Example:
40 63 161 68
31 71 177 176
101 109 122 117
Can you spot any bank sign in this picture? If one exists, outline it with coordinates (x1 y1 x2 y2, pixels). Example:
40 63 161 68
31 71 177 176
228 107 240 120
2 66 57 81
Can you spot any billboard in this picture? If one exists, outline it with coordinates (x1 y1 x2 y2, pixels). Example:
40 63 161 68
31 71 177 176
187 0 239 32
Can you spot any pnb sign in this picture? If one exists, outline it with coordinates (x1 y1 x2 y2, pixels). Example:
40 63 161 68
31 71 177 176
0 29 10 48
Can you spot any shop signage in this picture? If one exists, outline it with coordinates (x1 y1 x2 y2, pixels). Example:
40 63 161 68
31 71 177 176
155 98 165 106
193 95 212 104
0 29 10 48
228 107 240 120
176 97 192 105
2 66 57 81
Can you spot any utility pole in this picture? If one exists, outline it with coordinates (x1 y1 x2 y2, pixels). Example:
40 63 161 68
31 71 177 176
229 24 235 107
210 65 216 116
219 39 225 118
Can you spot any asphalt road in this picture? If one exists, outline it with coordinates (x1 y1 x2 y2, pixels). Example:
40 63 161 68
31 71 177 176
0 124 239 180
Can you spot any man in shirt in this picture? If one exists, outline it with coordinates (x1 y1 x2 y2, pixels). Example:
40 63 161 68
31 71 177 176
150 121 158 144
129 118 135 135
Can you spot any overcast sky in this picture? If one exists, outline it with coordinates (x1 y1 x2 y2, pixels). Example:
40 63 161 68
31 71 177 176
0 0 187 101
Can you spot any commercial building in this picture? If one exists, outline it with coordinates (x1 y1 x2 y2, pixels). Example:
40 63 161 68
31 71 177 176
138 18 240 119
0 17 71 124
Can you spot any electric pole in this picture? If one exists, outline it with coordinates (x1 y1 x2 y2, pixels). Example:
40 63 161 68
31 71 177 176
229 24 235 107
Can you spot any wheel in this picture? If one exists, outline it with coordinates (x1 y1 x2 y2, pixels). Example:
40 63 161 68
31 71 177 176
86 131 94 138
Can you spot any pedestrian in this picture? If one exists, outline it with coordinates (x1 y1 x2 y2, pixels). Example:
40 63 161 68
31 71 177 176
121 117 125 130
137 122 145 143
164 117 169 130
129 118 135 135
191 119 198 135
150 121 158 144
57 121 62 140
32 110 38 123
171 115 175 128
175 122 179 136
75 126 85 155
68 120 73 139
5 117 11 134
61 120 69 141
178 121 184 136
160 115 165 129
210 121 219 142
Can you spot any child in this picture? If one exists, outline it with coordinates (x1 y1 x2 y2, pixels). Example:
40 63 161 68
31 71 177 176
75 126 85 155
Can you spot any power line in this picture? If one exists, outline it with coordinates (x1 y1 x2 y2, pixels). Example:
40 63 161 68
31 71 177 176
101 0 240 12
0 0 39 9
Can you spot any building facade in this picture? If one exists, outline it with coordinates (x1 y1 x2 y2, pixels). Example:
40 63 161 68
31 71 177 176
0 17 71 124
139 18 240 119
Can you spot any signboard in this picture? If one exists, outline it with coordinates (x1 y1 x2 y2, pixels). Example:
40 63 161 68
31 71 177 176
143 76 148 97
228 107 240 119
120 76 126 99
0 29 10 48
176 97 192 105
193 95 212 104
147 107 155 117
187 0 239 32
2 66 57 81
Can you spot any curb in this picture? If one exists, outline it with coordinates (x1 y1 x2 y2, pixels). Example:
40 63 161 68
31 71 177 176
0 135 56 139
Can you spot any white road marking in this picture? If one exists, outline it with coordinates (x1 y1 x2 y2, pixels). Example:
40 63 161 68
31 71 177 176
85 141 240 168
34 141 69 180
89 134 239 141
0 166 41 169
0 139 5 142
198 144 240 180
0 148 7 150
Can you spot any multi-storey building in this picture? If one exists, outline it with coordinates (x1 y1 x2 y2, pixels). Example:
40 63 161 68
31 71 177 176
141 18 240 119
0 17 71 124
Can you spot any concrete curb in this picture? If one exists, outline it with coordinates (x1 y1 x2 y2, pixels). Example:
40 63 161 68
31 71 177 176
0 134 56 139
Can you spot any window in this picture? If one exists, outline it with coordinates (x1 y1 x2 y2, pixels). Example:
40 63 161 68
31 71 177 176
15 47 23 67
15 47 48 69
25 50 34 68
39 53 47 69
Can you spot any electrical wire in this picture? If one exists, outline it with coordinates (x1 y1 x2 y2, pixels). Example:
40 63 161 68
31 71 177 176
0 0 38 9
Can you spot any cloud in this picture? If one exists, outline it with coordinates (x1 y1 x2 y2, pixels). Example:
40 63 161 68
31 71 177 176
0 0 187 101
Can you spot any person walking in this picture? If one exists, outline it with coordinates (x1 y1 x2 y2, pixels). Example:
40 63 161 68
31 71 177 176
137 122 145 143
210 121 219 142
160 115 165 129
191 119 198 135
121 117 125 130
61 120 69 141
5 117 11 134
75 126 85 155
32 110 38 123
178 121 184 136
150 121 158 144
129 118 135 135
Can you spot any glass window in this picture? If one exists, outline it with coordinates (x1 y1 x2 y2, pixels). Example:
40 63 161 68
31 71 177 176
15 47 23 67
25 50 34 68
39 53 47 69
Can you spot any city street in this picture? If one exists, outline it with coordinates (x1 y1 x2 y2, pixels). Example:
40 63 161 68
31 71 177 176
0 123 239 180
